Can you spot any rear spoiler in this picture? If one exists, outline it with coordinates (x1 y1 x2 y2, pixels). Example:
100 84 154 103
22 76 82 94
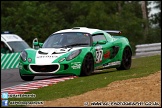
103 30 122 34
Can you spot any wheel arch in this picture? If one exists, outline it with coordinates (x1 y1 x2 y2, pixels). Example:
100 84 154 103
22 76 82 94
125 45 132 55
83 52 94 64
118 45 132 61
80 52 94 76
116 45 132 70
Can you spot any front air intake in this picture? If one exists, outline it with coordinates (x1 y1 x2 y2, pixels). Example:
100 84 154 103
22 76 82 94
30 64 59 72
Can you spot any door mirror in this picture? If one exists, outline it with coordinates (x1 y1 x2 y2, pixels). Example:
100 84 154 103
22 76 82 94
93 40 107 46
10 48 14 53
39 42 43 48
97 40 107 44
33 38 43 49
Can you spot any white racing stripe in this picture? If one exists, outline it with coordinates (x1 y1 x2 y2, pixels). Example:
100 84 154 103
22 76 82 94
1 54 9 68
35 47 84 64
11 54 20 68
6 53 18 69
1 54 4 59
3 54 13 69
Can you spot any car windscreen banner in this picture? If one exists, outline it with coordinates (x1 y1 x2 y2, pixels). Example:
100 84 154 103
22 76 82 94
1 53 20 70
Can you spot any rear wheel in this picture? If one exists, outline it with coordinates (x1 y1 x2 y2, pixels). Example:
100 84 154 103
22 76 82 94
116 47 132 70
80 53 94 76
19 72 35 81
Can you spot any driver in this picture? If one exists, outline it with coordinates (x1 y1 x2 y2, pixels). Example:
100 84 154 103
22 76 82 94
1 42 9 54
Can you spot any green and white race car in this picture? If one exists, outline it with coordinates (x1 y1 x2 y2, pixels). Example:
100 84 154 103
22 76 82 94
19 27 132 81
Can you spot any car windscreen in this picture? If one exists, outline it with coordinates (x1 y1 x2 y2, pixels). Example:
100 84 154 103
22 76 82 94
7 41 30 52
42 32 91 48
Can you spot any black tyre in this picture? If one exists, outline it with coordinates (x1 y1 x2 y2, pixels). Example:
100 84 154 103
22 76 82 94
20 73 35 81
80 53 94 76
116 47 132 70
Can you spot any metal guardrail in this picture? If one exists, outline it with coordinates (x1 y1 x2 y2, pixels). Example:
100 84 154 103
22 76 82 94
135 43 161 56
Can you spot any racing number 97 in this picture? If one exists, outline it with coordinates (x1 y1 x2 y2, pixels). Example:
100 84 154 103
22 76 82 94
96 49 103 63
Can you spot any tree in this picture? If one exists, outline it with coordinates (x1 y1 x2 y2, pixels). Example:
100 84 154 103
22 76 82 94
150 1 161 28
141 1 149 41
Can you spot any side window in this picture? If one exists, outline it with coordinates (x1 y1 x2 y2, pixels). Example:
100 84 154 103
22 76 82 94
92 33 107 42
1 41 11 54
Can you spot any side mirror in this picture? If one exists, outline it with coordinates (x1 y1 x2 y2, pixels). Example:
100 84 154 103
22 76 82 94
10 48 14 53
33 38 43 49
39 43 43 48
93 40 107 46
33 38 38 49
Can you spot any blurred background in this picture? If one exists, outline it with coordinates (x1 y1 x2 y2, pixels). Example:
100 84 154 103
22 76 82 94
1 1 161 55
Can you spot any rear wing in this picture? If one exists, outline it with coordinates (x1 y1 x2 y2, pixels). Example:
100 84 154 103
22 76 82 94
103 30 122 35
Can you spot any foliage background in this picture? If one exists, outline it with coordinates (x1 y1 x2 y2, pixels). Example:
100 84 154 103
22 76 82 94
1 1 161 54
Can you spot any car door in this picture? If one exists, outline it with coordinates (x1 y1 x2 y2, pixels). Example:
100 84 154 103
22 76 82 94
92 32 114 68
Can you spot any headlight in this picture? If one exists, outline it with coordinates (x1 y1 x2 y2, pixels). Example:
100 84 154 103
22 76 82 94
20 50 27 61
59 58 65 62
66 49 81 61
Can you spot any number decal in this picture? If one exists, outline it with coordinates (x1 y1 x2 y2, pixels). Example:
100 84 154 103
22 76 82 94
96 50 103 63
96 49 103 63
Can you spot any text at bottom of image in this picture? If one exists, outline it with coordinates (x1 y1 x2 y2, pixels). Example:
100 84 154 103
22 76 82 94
84 101 160 107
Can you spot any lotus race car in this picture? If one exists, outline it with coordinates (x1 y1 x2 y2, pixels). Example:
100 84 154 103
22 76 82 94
19 27 132 81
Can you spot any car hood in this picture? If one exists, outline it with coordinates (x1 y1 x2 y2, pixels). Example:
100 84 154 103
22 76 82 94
34 47 84 64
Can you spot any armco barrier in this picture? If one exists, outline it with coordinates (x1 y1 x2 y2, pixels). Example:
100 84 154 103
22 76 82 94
1 53 20 70
135 43 161 56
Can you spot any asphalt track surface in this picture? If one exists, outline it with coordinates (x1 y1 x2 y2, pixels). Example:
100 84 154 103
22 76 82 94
1 69 58 89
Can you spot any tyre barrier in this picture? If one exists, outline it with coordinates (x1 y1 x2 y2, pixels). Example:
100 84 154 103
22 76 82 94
1 53 20 70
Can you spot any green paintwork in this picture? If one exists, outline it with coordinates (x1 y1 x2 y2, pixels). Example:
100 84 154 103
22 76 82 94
19 28 132 77
1 53 20 70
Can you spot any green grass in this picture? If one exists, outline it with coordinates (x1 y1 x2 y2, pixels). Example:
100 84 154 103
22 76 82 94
8 55 161 107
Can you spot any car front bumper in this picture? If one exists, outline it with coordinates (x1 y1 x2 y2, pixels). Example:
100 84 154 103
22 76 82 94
19 61 81 76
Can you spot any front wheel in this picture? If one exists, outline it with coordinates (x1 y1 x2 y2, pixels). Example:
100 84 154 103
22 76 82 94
116 47 132 70
80 53 94 76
